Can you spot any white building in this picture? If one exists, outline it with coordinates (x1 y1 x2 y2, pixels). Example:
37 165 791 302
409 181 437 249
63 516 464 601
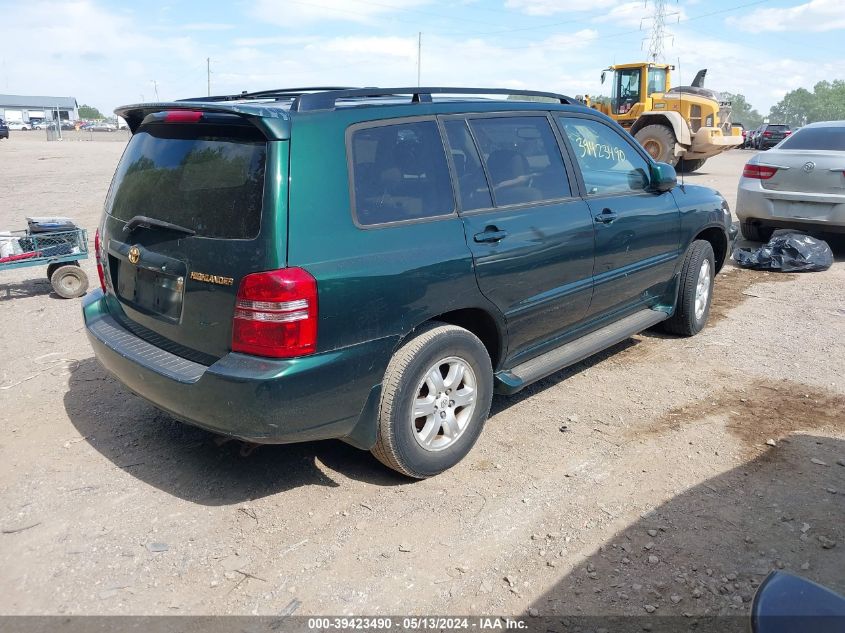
0 94 79 123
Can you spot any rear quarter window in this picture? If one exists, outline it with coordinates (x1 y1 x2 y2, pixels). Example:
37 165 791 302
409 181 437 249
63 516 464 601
107 123 266 239
349 120 455 226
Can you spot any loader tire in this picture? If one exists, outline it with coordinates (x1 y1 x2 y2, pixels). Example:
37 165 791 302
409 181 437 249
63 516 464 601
676 158 706 173
635 124 678 165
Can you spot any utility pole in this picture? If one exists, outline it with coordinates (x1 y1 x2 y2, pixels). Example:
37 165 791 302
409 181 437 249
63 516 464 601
151 80 159 101
207 57 211 96
417 33 421 87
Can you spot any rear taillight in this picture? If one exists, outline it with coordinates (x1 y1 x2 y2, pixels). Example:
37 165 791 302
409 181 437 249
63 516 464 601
763 131 772 137
743 164 778 180
94 229 106 291
785 130 792 135
231 268 318 358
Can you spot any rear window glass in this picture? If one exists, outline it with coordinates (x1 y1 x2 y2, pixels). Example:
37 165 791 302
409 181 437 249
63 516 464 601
107 124 266 239
767 125 789 132
779 126 845 151
350 120 454 226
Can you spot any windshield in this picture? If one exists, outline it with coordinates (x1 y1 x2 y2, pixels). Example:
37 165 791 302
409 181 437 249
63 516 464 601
106 123 266 239
779 126 845 151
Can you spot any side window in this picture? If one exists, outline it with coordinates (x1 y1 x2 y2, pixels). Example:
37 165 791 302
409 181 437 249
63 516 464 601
468 117 571 207
559 117 650 196
443 119 493 211
350 120 454 226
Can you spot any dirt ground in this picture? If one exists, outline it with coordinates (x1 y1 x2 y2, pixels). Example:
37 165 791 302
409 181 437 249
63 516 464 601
0 133 842 622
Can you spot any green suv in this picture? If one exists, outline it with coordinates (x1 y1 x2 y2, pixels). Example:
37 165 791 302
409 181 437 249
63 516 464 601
83 87 734 478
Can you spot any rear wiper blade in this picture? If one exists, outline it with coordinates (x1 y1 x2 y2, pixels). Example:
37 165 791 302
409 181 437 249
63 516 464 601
123 215 196 236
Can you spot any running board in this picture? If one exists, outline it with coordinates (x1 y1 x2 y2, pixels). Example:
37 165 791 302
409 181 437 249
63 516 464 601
494 309 668 394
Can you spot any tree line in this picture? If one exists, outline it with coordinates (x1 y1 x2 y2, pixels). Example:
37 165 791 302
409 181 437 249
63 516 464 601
726 80 845 129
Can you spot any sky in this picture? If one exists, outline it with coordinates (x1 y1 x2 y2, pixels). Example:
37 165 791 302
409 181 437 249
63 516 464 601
0 0 843 117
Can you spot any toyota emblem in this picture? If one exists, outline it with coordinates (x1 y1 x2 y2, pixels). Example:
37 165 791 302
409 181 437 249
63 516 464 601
128 245 141 265
803 161 815 173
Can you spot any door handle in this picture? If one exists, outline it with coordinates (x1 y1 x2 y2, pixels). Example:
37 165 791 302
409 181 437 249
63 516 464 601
473 227 508 243
594 208 618 224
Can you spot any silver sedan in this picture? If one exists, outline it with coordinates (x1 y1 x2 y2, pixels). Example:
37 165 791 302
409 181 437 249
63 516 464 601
736 120 845 242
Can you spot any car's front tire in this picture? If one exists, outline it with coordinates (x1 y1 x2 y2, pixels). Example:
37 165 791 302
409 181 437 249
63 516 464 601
663 240 714 337
372 322 493 478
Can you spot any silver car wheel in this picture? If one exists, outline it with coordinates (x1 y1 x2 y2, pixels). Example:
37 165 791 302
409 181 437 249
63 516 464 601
411 356 477 452
694 258 712 321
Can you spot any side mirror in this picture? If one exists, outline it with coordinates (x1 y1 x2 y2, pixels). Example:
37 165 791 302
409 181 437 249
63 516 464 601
751 571 845 633
600 71 606 85
650 162 677 192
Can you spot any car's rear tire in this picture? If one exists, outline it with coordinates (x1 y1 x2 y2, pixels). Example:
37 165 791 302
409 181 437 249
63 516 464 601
663 240 714 337
50 264 89 298
740 220 774 243
371 322 493 479
635 124 678 165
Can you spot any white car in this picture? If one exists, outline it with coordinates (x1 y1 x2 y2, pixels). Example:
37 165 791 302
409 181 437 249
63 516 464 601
6 121 30 131
737 120 845 241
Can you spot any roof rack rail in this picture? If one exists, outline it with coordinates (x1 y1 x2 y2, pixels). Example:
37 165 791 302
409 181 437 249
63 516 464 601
290 87 579 112
179 87 355 103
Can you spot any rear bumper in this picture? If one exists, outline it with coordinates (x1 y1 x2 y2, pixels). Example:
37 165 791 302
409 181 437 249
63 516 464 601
82 290 393 445
736 179 845 232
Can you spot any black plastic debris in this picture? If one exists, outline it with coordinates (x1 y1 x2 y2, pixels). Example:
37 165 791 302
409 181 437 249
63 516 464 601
732 230 834 272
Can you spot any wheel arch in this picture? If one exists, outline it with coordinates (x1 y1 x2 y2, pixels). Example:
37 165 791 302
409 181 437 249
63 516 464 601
343 305 506 453
415 307 506 371
631 112 692 146
692 225 729 272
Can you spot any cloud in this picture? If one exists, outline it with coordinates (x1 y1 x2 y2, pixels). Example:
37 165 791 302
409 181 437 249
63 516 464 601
543 29 600 49
594 1 687 29
250 0 431 26
316 36 418 59
0 1 202 111
659 28 841 110
728 0 845 33
505 0 619 16
183 23 236 31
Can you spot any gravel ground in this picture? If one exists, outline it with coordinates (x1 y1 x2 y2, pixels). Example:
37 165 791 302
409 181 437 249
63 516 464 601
0 134 842 619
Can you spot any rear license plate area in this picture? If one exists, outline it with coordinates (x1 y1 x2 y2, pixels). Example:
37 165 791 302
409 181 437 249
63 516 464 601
774 201 832 220
117 262 184 322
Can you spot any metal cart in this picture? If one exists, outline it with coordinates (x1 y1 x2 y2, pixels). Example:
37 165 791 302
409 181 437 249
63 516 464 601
0 228 90 298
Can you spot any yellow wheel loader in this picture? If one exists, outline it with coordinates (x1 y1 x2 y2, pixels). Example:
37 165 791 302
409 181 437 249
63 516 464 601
584 63 743 173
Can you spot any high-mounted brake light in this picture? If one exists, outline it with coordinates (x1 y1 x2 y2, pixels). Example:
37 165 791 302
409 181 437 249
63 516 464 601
743 164 778 180
94 229 106 292
163 110 203 123
231 268 318 358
